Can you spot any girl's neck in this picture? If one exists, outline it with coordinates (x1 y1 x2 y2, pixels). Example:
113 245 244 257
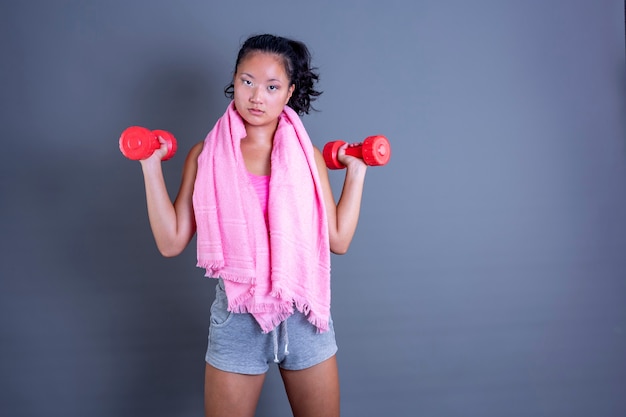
243 120 278 145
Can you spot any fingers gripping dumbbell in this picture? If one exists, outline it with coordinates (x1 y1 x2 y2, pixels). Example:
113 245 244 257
119 126 177 161
323 135 391 170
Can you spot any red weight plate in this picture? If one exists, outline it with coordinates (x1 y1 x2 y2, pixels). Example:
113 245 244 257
362 135 390 166
323 140 347 170
119 126 155 160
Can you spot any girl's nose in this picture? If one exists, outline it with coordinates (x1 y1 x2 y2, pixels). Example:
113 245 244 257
250 87 262 103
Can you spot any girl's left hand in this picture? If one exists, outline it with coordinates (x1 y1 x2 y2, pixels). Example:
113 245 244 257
336 142 368 171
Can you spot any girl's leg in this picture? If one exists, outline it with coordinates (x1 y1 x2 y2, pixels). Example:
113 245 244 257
204 363 266 417
279 355 340 417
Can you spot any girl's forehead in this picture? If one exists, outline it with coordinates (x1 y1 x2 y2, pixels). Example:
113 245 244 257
238 52 287 75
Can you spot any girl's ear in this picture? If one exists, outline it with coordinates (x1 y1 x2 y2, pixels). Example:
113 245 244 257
286 84 295 104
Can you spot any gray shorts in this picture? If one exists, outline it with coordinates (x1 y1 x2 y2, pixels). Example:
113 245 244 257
206 279 338 375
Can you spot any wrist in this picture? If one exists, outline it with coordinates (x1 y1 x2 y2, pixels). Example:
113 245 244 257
140 156 163 173
345 162 367 177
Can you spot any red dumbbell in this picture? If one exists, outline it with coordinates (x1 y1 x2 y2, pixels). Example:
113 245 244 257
119 126 177 161
323 135 391 170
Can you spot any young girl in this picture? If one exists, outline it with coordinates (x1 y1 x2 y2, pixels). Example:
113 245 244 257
138 34 368 417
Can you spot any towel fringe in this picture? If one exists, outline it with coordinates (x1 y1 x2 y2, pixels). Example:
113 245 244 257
306 312 330 334
196 260 224 273
227 299 293 315
256 311 293 334
198 266 256 285
293 298 312 315
225 287 255 312
269 283 294 302
215 272 256 284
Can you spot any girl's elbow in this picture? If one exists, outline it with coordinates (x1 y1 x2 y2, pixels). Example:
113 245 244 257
158 248 177 258
330 241 350 255
156 230 193 258
157 242 184 258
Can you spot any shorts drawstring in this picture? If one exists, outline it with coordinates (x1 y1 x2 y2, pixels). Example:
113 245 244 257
283 320 290 356
272 327 279 363
272 320 290 363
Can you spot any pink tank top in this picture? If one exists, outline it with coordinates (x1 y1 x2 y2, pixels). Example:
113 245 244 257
248 172 270 225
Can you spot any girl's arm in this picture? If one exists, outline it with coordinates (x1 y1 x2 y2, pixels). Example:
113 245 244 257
139 139 204 257
314 143 368 254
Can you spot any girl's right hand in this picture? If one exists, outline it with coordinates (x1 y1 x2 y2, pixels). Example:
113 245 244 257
140 135 169 165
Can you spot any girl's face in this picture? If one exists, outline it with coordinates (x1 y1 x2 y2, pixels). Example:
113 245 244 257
233 52 295 130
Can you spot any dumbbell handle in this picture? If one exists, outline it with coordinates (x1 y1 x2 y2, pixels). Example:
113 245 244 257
323 135 391 170
119 126 177 161
344 145 367 160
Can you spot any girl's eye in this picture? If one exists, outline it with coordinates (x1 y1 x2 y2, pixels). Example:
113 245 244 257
268 85 278 91
242 79 252 86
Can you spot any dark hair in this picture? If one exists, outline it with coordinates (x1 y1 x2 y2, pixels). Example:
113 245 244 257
224 34 322 115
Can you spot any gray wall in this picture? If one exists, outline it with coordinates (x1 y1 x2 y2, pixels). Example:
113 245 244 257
1 1 625 416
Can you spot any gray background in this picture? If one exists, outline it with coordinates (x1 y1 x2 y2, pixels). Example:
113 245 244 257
1 1 625 416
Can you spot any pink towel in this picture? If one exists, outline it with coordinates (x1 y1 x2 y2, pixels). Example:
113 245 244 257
193 102 331 333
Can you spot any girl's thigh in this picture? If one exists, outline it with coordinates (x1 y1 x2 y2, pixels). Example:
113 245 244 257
279 355 340 417
204 363 266 417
